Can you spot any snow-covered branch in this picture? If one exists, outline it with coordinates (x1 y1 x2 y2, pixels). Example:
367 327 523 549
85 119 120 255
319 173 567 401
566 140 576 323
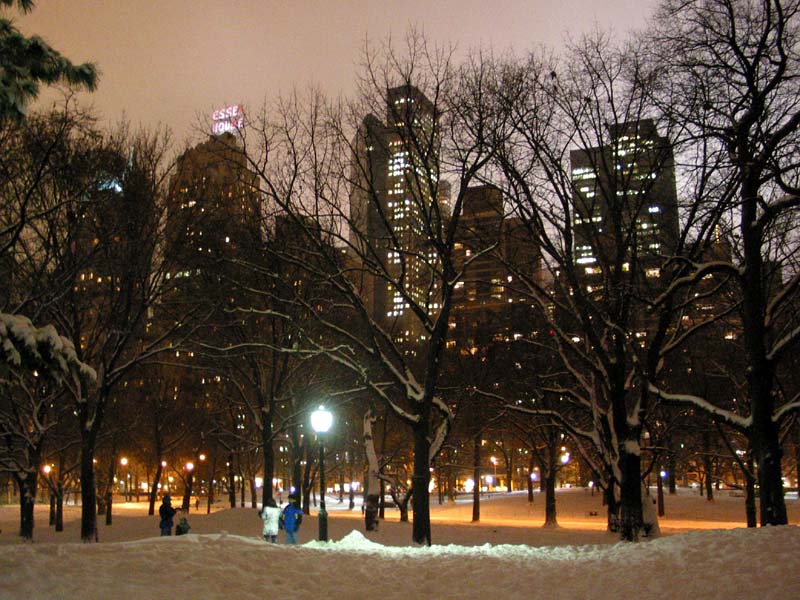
647 383 750 430
0 313 96 382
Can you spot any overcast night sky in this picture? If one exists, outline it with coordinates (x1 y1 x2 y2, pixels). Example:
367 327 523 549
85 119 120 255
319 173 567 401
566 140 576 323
17 0 655 145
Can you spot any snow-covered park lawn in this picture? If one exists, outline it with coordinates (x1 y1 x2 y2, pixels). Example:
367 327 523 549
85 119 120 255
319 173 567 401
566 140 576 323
1 488 799 599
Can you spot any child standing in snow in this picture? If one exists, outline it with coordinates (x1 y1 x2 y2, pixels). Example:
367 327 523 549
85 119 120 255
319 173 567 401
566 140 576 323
260 497 282 543
281 494 303 545
175 517 191 536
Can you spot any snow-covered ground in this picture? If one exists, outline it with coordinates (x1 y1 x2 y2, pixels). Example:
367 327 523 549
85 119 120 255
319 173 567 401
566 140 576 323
1 488 799 599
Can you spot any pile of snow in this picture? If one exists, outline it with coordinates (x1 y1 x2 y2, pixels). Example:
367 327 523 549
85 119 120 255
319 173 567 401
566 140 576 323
1 524 798 598
1 489 799 598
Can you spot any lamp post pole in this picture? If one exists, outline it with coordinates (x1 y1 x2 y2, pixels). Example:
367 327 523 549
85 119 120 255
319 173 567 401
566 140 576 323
318 439 327 541
120 457 129 502
311 405 333 542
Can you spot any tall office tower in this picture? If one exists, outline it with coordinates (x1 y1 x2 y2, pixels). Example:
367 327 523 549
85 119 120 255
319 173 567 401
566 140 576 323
160 129 262 412
165 131 261 298
349 85 440 342
569 119 678 297
450 185 542 350
453 185 505 308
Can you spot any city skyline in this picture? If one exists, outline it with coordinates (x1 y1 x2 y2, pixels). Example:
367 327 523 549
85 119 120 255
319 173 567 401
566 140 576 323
4 0 798 553
17 0 655 145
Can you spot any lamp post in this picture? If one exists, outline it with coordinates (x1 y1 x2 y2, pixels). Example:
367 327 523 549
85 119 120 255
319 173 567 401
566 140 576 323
184 461 194 512
490 456 498 492
120 457 129 501
310 405 333 542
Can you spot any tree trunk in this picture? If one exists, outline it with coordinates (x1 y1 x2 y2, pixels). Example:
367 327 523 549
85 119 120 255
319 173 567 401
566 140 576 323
741 176 788 527
472 433 481 522
543 468 558 527
703 431 714 501
80 436 98 542
379 477 386 520
207 453 217 514
16 473 36 540
542 454 558 527
262 424 275 507
227 452 236 508
363 411 381 530
348 453 355 510
105 451 116 526
751 419 787 525
55 481 64 532
148 461 163 516
182 471 193 512
618 446 644 541
605 482 620 533
668 451 677 494
396 490 411 522
794 426 800 494
49 492 56 526
745 455 757 528
411 421 432 546
527 454 535 503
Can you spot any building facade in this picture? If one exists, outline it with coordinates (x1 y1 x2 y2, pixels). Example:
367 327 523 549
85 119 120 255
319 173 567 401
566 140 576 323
349 85 442 343
569 119 679 295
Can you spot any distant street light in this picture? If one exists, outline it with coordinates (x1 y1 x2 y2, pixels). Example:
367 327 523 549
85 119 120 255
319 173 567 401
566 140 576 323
490 456 498 490
120 457 129 501
311 405 333 542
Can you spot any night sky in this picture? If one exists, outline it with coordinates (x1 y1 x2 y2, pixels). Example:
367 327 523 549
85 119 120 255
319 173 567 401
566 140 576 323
17 0 655 144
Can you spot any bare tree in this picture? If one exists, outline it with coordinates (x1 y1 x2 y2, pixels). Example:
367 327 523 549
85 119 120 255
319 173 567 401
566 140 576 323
234 34 500 545
647 0 800 526
480 33 729 540
20 123 191 541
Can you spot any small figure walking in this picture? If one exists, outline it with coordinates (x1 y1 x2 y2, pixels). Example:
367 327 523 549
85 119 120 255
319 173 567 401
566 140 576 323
159 494 177 536
260 498 281 543
281 494 303 545
175 517 191 536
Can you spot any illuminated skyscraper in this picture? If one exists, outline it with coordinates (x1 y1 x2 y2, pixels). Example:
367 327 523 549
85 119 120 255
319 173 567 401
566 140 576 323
165 130 261 296
159 128 262 412
450 184 542 351
569 119 678 294
349 85 441 342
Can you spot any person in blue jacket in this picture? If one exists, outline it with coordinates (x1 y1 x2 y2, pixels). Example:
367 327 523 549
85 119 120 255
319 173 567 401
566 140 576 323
281 494 303 544
159 495 177 536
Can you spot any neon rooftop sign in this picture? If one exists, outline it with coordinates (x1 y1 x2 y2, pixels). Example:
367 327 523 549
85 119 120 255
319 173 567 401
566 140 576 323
212 105 244 135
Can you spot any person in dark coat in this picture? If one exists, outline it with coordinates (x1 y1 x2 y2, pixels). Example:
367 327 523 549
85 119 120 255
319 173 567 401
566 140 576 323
281 494 303 545
159 495 177 536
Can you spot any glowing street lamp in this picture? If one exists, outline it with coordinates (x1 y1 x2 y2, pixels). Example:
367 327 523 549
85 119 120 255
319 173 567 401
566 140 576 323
490 456 498 490
310 405 333 542
120 457 129 501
